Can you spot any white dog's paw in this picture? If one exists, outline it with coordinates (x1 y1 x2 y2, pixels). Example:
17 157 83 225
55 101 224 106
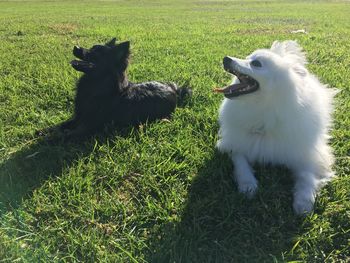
237 178 258 199
293 195 315 215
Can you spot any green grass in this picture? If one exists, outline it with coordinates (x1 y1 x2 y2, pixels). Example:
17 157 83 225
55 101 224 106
1 0 350 262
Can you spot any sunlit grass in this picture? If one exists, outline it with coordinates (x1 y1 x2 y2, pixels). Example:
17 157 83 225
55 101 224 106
0 0 349 262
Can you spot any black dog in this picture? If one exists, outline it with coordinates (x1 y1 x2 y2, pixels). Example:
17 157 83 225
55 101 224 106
46 38 191 139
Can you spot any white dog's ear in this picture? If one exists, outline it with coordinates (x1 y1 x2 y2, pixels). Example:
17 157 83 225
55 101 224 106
271 40 307 65
292 64 307 77
270 41 283 53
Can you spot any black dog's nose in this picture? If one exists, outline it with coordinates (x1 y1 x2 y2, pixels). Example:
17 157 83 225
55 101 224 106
73 46 85 60
223 56 232 70
73 45 80 55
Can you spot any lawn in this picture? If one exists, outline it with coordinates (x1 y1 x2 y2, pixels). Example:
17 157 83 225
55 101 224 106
0 0 349 262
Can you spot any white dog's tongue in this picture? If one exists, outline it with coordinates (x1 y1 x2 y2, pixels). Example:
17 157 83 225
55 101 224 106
213 83 246 95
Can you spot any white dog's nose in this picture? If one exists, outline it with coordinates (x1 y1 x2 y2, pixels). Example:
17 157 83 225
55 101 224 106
223 56 233 69
223 56 238 71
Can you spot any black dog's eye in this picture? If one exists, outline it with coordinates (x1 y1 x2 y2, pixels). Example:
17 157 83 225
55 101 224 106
250 60 262 68
91 45 107 54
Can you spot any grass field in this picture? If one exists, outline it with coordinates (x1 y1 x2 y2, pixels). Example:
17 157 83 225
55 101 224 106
1 0 350 262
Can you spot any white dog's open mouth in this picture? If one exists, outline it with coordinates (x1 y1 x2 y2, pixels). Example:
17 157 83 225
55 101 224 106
214 68 259 99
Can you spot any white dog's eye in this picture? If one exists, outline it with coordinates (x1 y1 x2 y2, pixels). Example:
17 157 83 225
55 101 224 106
250 60 262 68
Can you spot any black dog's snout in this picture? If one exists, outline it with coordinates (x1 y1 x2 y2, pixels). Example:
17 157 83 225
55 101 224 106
223 56 232 70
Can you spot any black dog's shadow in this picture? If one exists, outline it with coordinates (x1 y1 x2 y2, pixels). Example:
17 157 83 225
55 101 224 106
0 127 133 214
1 131 309 261
147 150 306 262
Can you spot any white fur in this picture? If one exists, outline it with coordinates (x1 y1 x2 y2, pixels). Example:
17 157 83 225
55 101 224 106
216 40 336 214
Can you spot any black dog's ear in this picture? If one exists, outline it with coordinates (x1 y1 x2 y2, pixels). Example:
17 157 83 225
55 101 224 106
106 37 117 47
117 41 130 52
114 41 130 60
113 41 130 70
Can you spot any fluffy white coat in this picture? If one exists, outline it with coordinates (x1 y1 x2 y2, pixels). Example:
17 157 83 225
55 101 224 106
216 40 336 214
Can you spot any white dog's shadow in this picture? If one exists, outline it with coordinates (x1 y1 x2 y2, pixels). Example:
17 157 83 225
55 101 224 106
148 149 318 262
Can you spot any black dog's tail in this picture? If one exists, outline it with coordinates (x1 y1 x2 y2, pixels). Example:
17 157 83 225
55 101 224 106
176 86 192 104
169 82 192 106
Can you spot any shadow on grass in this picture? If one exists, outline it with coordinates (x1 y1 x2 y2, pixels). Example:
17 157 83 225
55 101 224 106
0 128 132 215
148 150 304 262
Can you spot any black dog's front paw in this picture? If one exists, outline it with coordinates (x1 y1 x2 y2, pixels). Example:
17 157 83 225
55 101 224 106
59 123 91 142
35 129 47 137
35 126 57 137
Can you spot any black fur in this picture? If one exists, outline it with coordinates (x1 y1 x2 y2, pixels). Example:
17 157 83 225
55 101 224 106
51 38 191 139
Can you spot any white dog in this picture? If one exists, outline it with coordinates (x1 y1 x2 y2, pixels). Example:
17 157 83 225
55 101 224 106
215 40 336 214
